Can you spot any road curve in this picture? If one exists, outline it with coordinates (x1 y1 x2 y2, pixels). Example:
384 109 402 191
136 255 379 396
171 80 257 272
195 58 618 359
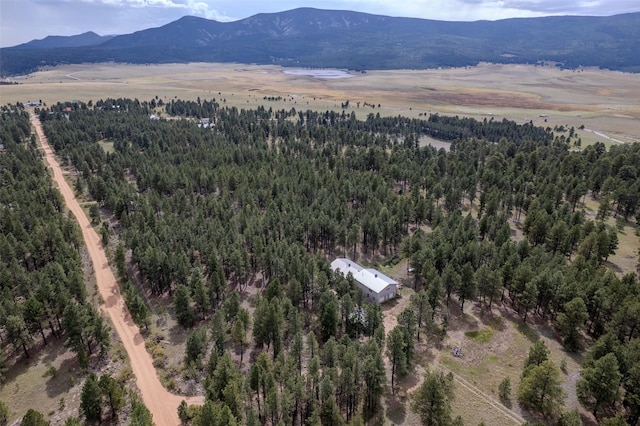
32 114 204 426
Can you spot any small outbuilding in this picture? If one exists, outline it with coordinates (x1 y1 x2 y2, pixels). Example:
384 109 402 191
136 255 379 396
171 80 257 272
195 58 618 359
331 258 398 303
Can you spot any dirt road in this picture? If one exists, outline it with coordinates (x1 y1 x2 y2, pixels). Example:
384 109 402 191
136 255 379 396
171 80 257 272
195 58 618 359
32 114 203 425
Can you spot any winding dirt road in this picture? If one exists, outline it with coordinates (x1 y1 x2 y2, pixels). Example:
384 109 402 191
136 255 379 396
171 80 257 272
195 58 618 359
32 114 203 425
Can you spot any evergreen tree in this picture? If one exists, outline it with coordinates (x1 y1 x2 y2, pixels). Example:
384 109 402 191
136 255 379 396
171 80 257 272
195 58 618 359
5 315 32 359
556 297 588 351
0 352 7 385
411 369 455 426
20 409 50 426
518 360 565 418
185 329 207 367
387 326 408 394
80 373 103 423
577 352 622 419
231 313 248 367
98 374 125 418
456 262 476 312
362 341 386 417
498 377 511 403
319 290 339 342
557 410 583 426
191 266 210 320
411 290 431 340
174 284 196 328
397 307 417 366
523 340 550 372
62 302 88 367
130 396 154 426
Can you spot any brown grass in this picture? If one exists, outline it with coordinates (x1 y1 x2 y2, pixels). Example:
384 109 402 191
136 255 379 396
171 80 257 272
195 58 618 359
3 62 639 145
582 196 639 276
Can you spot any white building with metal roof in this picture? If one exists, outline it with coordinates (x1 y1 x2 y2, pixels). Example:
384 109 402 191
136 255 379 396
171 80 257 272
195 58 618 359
331 258 398 303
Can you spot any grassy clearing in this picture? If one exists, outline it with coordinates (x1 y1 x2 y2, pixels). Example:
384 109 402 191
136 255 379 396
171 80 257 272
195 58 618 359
432 300 586 425
98 139 115 154
582 195 639 275
464 327 495 343
449 374 519 426
0 339 81 424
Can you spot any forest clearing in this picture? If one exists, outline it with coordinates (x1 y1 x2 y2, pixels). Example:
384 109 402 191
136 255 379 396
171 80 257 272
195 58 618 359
0 63 639 426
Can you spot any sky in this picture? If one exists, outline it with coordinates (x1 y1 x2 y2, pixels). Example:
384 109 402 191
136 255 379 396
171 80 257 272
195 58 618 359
2 0 639 48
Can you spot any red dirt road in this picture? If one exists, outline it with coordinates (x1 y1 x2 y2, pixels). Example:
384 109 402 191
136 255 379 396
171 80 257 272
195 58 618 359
32 115 203 425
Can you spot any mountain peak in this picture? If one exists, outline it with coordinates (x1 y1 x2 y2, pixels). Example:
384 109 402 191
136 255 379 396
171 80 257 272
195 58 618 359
2 8 639 75
13 31 114 50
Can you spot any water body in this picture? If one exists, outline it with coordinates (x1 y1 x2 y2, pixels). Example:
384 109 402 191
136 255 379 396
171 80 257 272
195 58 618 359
283 69 354 79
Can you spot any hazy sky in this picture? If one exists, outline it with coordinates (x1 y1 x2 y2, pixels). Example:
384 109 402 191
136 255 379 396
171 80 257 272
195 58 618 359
2 0 639 48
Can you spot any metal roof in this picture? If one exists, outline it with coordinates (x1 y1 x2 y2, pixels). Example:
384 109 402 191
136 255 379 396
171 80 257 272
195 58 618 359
331 258 397 294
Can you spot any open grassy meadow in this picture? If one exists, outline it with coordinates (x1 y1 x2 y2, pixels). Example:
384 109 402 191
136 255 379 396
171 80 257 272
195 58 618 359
2 62 639 147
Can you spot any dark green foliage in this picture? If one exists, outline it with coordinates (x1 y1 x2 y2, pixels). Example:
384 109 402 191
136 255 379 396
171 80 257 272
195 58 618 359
518 360 565 418
190 266 209 320
114 243 127 280
362 341 386 418
22 99 640 424
231 310 249 366
556 297 588 351
556 410 582 426
319 290 339 343
411 290 431 340
178 400 191 423
19 410 50 426
130 396 154 426
0 106 89 367
224 291 241 321
397 307 417 366
174 284 196 328
80 373 103 423
192 400 238 426
123 281 151 331
600 414 630 426
411 369 455 426
498 377 511 402
98 373 125 418
577 353 622 419
386 326 408 393
185 328 208 367
89 204 100 225
524 341 550 372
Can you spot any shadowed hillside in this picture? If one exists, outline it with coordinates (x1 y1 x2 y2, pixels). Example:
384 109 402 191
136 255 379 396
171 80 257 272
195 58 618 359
2 8 639 75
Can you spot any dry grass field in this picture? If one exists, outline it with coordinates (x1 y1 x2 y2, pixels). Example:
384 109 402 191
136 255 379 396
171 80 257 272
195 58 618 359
2 62 639 146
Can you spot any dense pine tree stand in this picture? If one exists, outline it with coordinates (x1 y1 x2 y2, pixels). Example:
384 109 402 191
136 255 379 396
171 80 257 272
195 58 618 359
1 99 639 424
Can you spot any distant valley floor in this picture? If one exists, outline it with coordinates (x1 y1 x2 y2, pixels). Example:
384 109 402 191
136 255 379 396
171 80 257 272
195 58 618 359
2 62 639 145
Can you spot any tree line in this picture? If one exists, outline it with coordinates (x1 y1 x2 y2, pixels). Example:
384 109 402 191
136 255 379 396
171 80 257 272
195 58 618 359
0 105 154 426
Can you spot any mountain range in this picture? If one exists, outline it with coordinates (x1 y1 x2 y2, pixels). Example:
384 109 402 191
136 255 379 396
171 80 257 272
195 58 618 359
2 7 640 76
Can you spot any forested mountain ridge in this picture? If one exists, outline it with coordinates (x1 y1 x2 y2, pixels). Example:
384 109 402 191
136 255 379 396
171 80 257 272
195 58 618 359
2 8 640 76
19 98 639 424
12 31 115 50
